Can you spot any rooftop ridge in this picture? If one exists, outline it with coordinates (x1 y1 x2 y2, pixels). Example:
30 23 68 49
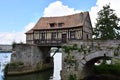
41 11 88 18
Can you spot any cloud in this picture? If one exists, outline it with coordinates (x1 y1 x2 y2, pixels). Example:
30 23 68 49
43 1 82 17
1 0 120 44
24 22 35 31
44 0 120 27
0 22 35 44
0 1 81 45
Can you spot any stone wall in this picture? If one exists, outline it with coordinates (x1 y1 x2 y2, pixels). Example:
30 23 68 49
7 44 53 75
61 40 120 80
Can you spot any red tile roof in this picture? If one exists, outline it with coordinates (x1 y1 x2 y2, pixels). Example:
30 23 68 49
26 29 33 34
26 12 89 34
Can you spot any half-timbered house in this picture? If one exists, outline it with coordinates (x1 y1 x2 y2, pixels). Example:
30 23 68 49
26 12 93 46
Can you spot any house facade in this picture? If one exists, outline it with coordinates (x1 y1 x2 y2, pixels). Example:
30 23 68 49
26 12 93 46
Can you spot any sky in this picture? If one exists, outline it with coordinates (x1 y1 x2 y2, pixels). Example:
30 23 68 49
0 0 120 44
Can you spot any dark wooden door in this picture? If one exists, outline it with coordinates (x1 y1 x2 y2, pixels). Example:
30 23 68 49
62 34 67 43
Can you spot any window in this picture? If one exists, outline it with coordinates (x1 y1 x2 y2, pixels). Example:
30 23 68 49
70 31 75 39
41 32 45 40
50 23 55 27
34 31 39 39
58 23 64 27
51 32 56 40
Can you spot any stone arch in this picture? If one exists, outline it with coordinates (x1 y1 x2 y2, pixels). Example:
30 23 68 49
80 50 114 78
81 50 114 65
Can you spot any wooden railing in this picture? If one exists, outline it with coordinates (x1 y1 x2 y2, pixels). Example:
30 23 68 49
34 39 65 46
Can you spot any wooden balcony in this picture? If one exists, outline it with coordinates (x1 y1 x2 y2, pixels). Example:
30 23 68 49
34 39 65 46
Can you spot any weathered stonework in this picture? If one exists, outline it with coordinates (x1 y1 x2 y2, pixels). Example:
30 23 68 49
61 40 120 80
7 44 53 75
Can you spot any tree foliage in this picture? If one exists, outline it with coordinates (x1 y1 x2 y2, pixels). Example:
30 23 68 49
93 4 120 40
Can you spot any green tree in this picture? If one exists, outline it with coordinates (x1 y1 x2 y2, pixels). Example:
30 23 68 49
93 4 120 40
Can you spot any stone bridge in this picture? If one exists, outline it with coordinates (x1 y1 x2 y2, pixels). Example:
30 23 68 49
61 40 120 80
6 40 120 79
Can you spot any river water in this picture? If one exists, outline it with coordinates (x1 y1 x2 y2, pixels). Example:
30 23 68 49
0 52 62 80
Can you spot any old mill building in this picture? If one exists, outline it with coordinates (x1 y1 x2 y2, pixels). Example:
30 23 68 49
26 12 93 46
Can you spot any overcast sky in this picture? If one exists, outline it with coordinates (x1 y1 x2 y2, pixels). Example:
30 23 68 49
0 0 120 44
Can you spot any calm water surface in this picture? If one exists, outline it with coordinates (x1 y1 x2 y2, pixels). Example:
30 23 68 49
7 70 53 80
0 53 11 76
0 52 62 80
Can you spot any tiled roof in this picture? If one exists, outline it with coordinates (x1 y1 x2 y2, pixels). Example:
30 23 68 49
26 12 89 34
25 29 33 34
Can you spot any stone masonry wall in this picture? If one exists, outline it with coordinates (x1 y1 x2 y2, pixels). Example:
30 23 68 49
61 40 120 80
7 44 53 75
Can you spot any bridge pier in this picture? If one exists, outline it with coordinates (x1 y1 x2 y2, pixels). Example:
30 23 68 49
7 44 53 75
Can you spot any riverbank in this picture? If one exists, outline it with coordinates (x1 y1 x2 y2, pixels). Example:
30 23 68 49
0 51 12 53
6 61 53 76
7 67 53 76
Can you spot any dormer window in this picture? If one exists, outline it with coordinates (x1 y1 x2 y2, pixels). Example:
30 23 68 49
58 23 64 27
50 23 55 27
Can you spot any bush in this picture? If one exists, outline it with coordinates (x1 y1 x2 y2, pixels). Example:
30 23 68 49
69 74 76 80
94 63 120 76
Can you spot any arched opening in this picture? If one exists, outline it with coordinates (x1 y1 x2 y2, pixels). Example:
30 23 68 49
84 56 111 76
82 56 120 80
